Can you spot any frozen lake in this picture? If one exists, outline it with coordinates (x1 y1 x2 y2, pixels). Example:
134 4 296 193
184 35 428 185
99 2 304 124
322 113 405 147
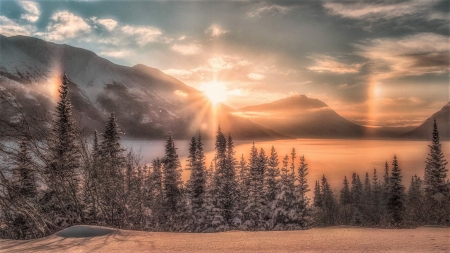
122 139 450 190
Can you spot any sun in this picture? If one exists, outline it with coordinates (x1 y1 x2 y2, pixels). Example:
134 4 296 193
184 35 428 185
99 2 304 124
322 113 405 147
199 81 228 105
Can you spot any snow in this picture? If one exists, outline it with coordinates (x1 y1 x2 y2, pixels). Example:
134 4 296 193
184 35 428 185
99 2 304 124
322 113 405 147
0 226 448 252
56 225 117 238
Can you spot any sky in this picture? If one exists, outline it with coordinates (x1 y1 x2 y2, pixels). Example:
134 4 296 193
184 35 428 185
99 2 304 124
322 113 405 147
0 0 449 127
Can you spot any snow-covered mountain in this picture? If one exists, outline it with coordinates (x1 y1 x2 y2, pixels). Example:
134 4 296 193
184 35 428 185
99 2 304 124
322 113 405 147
0 35 284 140
401 102 450 140
236 95 368 138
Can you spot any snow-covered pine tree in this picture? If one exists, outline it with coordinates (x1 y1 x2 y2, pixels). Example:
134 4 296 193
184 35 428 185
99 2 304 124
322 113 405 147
265 146 280 204
185 136 197 198
237 154 249 215
296 155 310 228
189 134 207 231
371 168 383 225
387 155 405 226
43 73 83 228
273 154 297 230
406 175 424 225
224 134 238 226
362 172 372 225
83 131 101 224
12 139 37 199
423 119 449 225
340 176 351 205
147 158 164 230
162 132 183 231
350 173 364 225
313 180 322 207
98 112 126 227
244 143 265 230
318 175 338 226
2 139 43 239
338 176 352 225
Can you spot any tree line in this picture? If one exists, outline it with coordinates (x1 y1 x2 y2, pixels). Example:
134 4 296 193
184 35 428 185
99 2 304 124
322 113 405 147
0 75 448 239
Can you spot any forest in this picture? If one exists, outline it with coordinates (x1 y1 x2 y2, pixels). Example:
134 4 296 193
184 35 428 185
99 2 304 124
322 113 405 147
0 75 448 240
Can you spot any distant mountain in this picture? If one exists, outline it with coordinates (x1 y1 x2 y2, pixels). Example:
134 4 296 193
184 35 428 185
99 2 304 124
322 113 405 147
0 35 284 140
237 95 368 138
401 103 450 140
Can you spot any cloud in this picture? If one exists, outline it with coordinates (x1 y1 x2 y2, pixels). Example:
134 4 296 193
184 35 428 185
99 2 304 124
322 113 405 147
96 18 118 31
171 43 201 55
205 24 228 38
247 73 265 81
0 16 34 36
208 57 236 70
247 4 291 18
18 1 40 23
121 25 162 45
323 0 448 23
45 11 90 41
308 54 362 74
357 33 449 79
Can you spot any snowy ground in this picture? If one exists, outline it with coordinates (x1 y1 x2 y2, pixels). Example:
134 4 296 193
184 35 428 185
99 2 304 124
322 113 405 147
0 225 448 252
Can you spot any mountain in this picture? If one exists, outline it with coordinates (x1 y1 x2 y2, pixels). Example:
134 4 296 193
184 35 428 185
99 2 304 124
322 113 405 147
401 102 450 140
0 35 284 140
236 95 368 138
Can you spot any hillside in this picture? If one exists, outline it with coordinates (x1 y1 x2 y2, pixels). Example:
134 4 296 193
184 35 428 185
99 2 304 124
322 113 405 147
0 35 283 140
237 95 367 138
401 102 450 140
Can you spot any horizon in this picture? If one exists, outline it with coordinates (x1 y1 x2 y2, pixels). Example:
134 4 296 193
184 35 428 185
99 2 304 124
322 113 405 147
0 0 448 128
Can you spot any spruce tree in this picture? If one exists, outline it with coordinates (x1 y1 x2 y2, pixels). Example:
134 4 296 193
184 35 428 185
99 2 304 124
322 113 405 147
244 143 265 230
313 180 322 207
423 119 449 224
12 139 37 199
99 112 126 227
265 146 280 203
406 175 424 225
340 176 351 205
44 73 82 227
371 168 383 225
387 155 405 226
162 132 183 223
296 155 310 227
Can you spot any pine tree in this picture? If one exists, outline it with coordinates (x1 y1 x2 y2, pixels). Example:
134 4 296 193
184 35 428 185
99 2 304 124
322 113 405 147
12 140 37 199
423 119 449 224
363 172 372 224
387 155 405 226
189 134 207 230
338 176 352 225
244 143 265 230
406 175 424 225
265 146 280 203
350 173 364 225
340 176 351 205
99 112 126 227
313 180 322 207
319 175 338 226
162 132 183 230
296 155 310 228
371 168 383 225
43 73 82 227
148 158 164 230
186 136 197 200
273 154 297 229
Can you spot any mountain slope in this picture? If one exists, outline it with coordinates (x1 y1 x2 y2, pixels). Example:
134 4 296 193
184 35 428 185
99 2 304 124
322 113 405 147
401 103 450 140
237 95 367 138
0 35 283 140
